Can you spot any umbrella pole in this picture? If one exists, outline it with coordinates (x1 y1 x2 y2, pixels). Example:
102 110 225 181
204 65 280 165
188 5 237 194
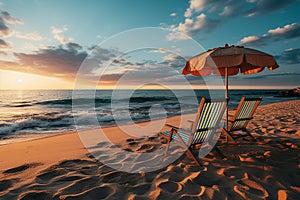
225 67 229 131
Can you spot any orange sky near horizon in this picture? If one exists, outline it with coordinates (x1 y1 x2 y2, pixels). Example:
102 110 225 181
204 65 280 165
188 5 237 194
0 70 74 90
0 69 294 90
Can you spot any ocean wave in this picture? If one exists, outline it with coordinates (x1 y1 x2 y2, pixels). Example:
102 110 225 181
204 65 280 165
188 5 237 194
3 100 34 108
128 96 175 103
5 96 177 108
0 113 75 135
8 103 34 108
163 103 180 109
38 98 112 106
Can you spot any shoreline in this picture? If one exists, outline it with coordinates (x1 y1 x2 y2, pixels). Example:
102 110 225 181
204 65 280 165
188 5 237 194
1 99 299 146
0 113 188 146
1 89 298 144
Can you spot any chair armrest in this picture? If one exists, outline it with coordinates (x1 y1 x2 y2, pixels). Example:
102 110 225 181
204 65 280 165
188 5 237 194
187 120 195 131
166 124 191 135
166 124 179 130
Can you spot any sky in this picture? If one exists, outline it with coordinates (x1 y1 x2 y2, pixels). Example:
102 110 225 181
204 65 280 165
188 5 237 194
0 0 299 90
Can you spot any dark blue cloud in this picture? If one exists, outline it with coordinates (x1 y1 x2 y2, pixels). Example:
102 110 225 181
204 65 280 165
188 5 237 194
275 48 300 65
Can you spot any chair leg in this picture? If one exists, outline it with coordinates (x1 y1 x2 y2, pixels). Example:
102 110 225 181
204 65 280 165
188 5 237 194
222 128 237 144
242 128 256 141
213 146 226 159
163 129 174 155
164 141 170 155
186 147 201 166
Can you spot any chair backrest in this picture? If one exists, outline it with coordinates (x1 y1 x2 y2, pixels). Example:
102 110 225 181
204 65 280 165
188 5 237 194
190 97 227 145
229 96 262 131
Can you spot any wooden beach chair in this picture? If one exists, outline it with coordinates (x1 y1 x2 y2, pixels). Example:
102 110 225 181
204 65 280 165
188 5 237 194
222 96 262 143
160 97 227 166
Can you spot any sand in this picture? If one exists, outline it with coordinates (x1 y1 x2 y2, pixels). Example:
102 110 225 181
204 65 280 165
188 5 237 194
0 100 299 199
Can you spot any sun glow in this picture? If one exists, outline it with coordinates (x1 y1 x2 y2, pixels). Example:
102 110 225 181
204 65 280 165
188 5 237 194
0 70 74 90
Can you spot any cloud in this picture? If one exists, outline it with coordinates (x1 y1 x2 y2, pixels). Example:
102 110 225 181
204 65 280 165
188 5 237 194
0 16 13 37
87 46 120 66
0 11 23 37
167 0 297 41
179 13 219 35
162 54 183 62
92 54 188 86
51 26 69 44
183 0 297 18
112 58 134 66
239 23 300 46
184 0 206 17
150 48 169 53
246 0 297 17
275 48 300 65
167 13 219 40
149 47 182 54
184 0 244 18
0 38 11 49
15 32 42 41
267 23 300 39
160 53 186 68
102 63 182 85
168 0 243 40
0 51 7 56
166 30 190 41
4 42 88 79
0 11 23 24
0 42 138 84
220 6 236 16
98 73 124 83
239 35 265 46
242 72 300 80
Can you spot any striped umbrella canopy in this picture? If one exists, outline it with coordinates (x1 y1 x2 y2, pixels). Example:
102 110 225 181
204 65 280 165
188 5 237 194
182 44 279 130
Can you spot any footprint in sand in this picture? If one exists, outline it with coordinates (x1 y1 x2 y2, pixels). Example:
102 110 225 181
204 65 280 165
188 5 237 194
236 178 269 199
58 185 116 200
51 175 84 185
126 138 135 142
129 183 152 195
35 168 69 184
128 141 138 146
57 159 100 175
146 136 157 141
136 144 154 152
2 163 41 174
18 190 52 200
0 179 17 192
101 171 124 183
222 167 246 179
157 181 180 193
57 159 97 169
55 176 101 197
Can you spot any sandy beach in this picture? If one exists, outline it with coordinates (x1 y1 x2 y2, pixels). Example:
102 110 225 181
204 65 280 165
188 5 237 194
0 100 299 200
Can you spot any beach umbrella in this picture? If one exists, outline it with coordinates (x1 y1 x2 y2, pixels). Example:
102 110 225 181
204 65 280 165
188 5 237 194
182 44 279 131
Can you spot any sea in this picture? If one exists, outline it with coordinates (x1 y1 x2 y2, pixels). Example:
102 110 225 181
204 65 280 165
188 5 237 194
0 89 298 141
